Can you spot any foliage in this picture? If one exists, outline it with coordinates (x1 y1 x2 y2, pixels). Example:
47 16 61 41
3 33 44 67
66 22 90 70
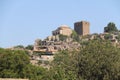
45 40 120 80
21 64 46 80
0 48 46 80
1 39 120 80
104 33 112 40
44 61 49 65
14 45 25 49
104 22 118 32
116 34 120 41
77 40 120 80
44 50 78 80
25 45 34 50
80 41 89 46
59 34 68 41
71 30 80 42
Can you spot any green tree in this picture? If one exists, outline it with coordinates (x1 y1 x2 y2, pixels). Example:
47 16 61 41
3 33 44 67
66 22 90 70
71 30 80 42
104 33 112 40
21 64 46 80
45 40 120 80
59 34 68 41
14 45 25 49
44 50 79 80
0 48 46 80
77 40 120 80
25 45 33 50
104 22 118 32
0 48 29 78
116 33 120 41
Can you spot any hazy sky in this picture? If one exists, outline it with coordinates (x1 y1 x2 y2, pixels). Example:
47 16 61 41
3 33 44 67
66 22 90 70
0 0 120 48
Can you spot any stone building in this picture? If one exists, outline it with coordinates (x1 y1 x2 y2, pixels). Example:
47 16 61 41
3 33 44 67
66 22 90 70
34 21 90 53
52 25 72 36
34 39 42 51
74 21 90 36
46 35 59 41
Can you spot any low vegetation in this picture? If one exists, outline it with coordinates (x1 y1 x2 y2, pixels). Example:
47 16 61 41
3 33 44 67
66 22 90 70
44 40 120 80
0 48 46 80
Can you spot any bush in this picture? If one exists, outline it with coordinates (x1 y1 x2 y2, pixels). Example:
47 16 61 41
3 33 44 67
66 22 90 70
45 40 120 80
59 34 68 41
0 48 46 80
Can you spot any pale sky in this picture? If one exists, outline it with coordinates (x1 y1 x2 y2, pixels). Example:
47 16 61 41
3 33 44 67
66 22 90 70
0 0 120 48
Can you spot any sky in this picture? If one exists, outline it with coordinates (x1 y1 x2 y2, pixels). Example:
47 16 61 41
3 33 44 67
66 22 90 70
0 0 120 48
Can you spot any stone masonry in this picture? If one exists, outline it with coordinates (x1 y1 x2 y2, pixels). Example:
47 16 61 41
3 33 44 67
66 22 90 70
52 25 72 36
74 21 90 36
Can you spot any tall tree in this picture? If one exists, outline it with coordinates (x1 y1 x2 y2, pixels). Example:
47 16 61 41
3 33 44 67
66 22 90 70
104 22 118 32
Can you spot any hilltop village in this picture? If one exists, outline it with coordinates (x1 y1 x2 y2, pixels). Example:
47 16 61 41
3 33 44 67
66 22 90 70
31 21 90 64
1 20 120 80
34 21 89 53
29 21 120 66
9 20 120 66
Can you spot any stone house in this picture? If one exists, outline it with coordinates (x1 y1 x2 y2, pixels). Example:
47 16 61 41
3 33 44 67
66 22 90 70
52 25 72 36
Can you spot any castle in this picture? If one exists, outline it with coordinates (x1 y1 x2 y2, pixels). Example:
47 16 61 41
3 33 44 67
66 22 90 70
30 21 120 65
74 21 90 36
52 21 90 36
33 20 90 54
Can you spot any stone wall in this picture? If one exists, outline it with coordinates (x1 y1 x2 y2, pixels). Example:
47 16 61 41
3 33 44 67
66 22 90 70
74 21 90 36
52 25 72 36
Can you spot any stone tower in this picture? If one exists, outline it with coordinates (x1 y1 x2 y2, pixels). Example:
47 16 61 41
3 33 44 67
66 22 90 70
74 21 90 36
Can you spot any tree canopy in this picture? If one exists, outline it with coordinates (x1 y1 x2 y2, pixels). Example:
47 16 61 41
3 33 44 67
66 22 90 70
25 45 34 50
0 48 46 80
45 40 120 80
104 22 118 32
1 39 120 80
71 30 80 42
59 34 68 41
77 40 120 80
